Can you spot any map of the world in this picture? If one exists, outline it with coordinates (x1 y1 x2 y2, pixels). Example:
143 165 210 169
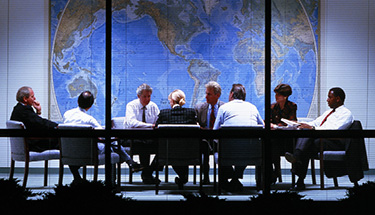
50 0 318 124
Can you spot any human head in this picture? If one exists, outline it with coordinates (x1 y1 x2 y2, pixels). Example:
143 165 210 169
78 91 95 110
274 83 292 104
205 81 221 106
168 89 186 107
16 86 35 106
229 84 246 101
327 87 345 108
137 83 153 107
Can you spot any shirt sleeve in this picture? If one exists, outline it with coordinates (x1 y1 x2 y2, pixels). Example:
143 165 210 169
125 101 157 128
310 107 354 130
213 107 224 130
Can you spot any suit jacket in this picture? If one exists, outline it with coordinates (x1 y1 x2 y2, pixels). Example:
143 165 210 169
194 101 225 128
324 120 369 183
156 106 197 126
10 103 58 129
10 103 59 152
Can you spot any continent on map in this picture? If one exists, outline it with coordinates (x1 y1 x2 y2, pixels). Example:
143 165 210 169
187 59 221 105
67 76 98 99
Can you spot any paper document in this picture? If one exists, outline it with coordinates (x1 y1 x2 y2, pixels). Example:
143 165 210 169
281 118 301 127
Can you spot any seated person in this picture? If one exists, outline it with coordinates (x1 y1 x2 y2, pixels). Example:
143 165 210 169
63 91 142 184
10 86 59 152
194 81 225 184
285 87 353 190
270 83 297 183
155 89 197 189
124 83 160 184
213 84 264 192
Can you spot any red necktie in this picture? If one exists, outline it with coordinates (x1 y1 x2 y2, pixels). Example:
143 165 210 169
320 109 335 126
209 106 215 129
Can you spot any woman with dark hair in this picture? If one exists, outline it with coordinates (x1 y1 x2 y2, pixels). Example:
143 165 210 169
270 84 297 184
270 83 297 127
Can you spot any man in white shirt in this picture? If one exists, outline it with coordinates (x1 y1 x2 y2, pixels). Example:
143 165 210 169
124 83 160 184
213 84 264 192
285 87 354 190
63 91 142 183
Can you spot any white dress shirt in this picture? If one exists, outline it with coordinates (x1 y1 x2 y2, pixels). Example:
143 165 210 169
63 107 105 153
124 98 160 128
63 107 102 129
307 105 354 130
213 99 264 130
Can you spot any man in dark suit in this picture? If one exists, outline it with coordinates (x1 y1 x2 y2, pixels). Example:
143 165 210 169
194 81 225 184
156 89 197 189
10 86 59 152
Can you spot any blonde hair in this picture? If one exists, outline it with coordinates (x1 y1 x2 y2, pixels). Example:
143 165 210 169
168 89 186 106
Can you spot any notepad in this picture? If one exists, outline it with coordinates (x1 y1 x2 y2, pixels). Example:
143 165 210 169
281 118 301 127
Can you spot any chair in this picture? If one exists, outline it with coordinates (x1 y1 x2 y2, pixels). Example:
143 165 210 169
58 124 121 187
315 120 369 189
6 120 61 188
155 124 202 194
111 117 133 182
215 126 263 194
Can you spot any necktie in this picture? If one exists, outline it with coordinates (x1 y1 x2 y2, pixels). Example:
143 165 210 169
142 106 146 123
209 105 215 129
320 109 335 126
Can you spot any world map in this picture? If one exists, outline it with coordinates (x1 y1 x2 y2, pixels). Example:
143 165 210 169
50 0 318 124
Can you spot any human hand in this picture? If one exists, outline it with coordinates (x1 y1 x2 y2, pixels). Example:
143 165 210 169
33 100 42 114
298 123 313 130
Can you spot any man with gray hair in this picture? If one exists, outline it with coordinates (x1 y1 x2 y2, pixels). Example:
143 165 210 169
124 83 160 184
195 81 225 184
10 86 59 152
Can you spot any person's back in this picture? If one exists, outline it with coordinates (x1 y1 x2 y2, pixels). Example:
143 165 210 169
157 106 196 125
213 84 263 130
63 107 102 129
216 100 262 127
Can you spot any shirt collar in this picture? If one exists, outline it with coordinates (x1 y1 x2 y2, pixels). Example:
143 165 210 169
78 107 87 113
209 101 219 110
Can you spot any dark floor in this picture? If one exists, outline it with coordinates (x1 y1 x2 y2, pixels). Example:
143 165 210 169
2 166 373 201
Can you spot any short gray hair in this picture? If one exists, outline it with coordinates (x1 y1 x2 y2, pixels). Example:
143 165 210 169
136 83 153 96
16 86 31 102
205 81 221 96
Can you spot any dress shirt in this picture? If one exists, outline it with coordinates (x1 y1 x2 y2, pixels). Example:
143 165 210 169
63 107 105 153
213 99 264 130
206 102 219 128
63 107 103 129
124 98 160 128
307 105 353 130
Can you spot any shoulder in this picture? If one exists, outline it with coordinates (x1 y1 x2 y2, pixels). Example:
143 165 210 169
148 101 159 109
126 99 139 108
218 100 225 106
288 100 297 108
159 108 171 115
338 105 352 115
195 102 208 110
184 107 196 114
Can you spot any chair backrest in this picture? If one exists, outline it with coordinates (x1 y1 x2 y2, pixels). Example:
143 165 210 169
58 124 97 165
218 126 263 166
157 124 201 165
111 117 126 129
6 120 27 161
